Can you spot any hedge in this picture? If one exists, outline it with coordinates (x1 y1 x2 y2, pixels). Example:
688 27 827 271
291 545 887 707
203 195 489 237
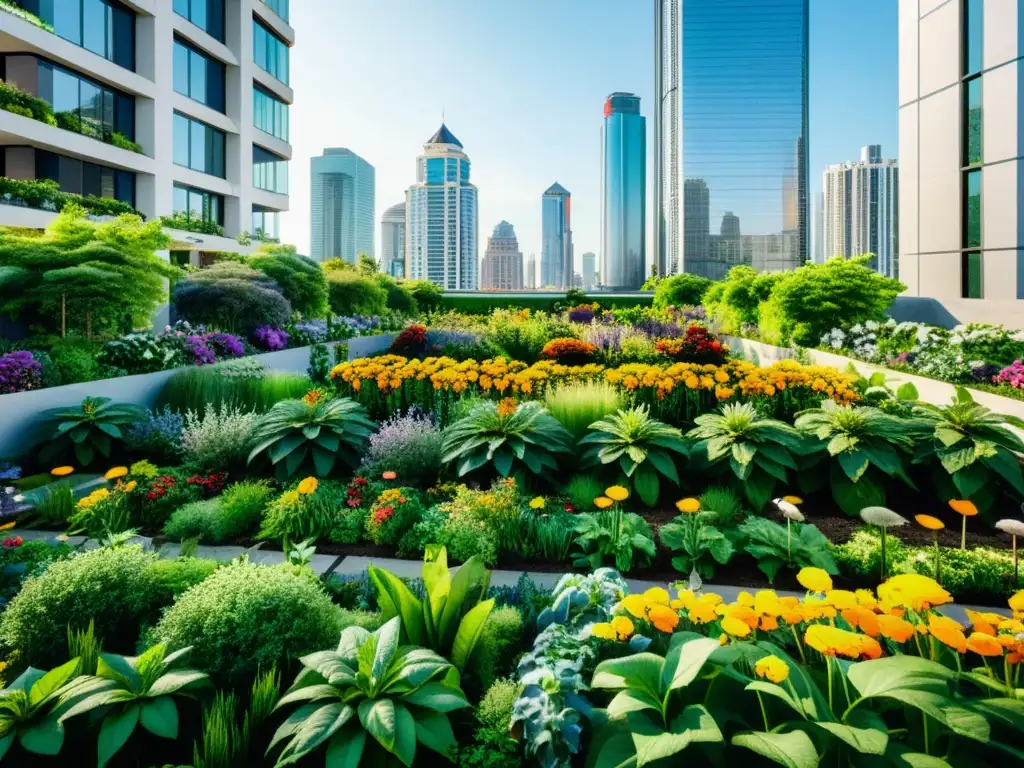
0 177 140 218
438 293 653 314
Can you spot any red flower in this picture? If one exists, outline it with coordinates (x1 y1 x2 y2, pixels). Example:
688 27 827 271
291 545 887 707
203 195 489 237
373 505 395 524
347 498 360 507
564 503 576 513
2 536 22 548
353 477 367 487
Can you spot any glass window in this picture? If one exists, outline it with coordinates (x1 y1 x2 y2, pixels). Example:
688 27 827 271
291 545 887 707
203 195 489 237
253 145 288 193
962 252 982 298
35 149 134 205
173 113 226 177
189 48 207 106
965 77 982 166
173 184 224 225
253 19 289 84
41 0 134 71
253 86 289 140
260 0 289 22
82 0 106 56
37 60 135 142
172 39 225 112
252 206 280 240
966 0 983 75
173 113 190 167
965 169 981 248
173 0 225 42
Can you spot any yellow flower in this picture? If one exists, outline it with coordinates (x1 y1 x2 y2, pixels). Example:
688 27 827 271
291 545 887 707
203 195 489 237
676 498 701 514
927 614 967 653
877 574 953 611
104 466 128 480
915 514 945 531
594 496 613 510
643 587 671 605
610 615 635 639
649 604 680 633
805 625 881 660
721 616 752 638
782 495 803 505
1010 590 1024 614
0 522 15 532
591 623 617 641
966 632 1004 657
824 590 857 610
688 603 718 624
297 477 319 495
605 486 629 502
122 480 137 493
876 614 915 642
529 496 546 510
754 656 789 684
280 490 301 506
497 397 518 417
797 567 833 593
50 466 74 477
621 594 648 619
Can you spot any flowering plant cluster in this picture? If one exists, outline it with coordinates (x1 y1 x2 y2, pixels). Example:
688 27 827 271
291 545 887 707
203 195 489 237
69 477 138 537
541 337 597 365
654 324 728 364
0 350 42 394
2 536 23 548
567 304 597 324
345 476 368 508
186 471 228 496
185 332 245 366
251 326 290 352
995 360 1024 389
365 486 418 545
389 324 428 358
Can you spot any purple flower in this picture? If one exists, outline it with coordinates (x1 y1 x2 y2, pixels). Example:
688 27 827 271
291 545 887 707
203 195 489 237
206 332 245 358
568 306 596 324
253 326 290 351
0 351 42 394
185 336 217 366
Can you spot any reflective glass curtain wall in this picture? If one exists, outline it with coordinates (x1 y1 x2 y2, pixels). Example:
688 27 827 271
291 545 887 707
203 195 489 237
681 0 808 277
37 59 134 141
253 19 289 84
601 93 646 289
253 86 289 140
172 0 225 42
17 0 135 70
961 0 983 298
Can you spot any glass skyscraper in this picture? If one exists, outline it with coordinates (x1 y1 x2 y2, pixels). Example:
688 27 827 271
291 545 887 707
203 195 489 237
406 124 478 289
601 92 646 289
541 182 572 289
656 0 808 278
310 148 375 263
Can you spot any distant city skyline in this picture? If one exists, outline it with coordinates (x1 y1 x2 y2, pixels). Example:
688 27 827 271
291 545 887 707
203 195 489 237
601 92 646 289
481 220 524 290
541 182 573 289
310 148 374 263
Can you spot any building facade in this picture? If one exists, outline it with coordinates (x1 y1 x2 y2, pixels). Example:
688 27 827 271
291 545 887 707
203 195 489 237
899 0 1024 321
526 253 536 289
582 251 597 289
821 145 899 277
0 0 294 252
541 182 572 289
657 0 808 277
381 201 405 277
310 148 374 263
601 92 646 289
405 124 478 289
480 220 523 290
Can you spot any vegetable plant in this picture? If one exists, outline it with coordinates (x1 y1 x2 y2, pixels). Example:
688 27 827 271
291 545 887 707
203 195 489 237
0 658 82 759
441 400 573 481
268 617 470 767
248 393 374 479
580 405 686 506
686 402 806 511
738 517 838 583
659 507 734 580
38 397 146 466
572 509 656 574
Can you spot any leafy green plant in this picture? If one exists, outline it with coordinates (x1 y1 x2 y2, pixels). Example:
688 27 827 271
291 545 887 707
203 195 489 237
0 659 83 759
543 380 623 442
307 342 330 385
268 617 470 766
37 396 145 466
660 508 735 580
795 400 924 515
192 667 279 768
697 486 746 525
738 517 838 583
27 480 75 525
369 546 495 671
580 405 686 506
573 509 656 573
686 402 806 511
563 474 605 512
913 387 1024 514
57 644 210 767
467 607 523 695
249 249 329 318
653 273 714 308
248 395 374 479
441 400 573 480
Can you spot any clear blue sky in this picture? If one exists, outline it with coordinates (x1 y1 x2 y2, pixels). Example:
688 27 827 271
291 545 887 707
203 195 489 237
279 0 897 270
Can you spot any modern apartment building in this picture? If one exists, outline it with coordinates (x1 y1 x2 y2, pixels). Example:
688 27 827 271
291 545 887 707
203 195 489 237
0 0 294 256
380 201 405 278
899 0 1024 321
582 251 597 289
480 220 523 291
601 92 646 289
656 0 808 277
822 145 899 278
541 182 572 289
310 147 374 263
406 124 478 289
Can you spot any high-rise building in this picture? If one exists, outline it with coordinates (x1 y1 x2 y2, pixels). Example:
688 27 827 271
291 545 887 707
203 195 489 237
657 0 808 276
381 202 406 278
813 191 825 263
541 183 573 289
582 251 597 289
0 0 294 258
526 253 537 289
601 92 646 289
899 0 1022 322
406 124 478 289
310 148 374 263
480 220 523 290
822 145 899 277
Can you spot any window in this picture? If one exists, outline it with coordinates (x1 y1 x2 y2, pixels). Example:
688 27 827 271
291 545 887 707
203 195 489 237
961 252 982 298
253 19 289 84
252 206 280 240
964 77 982 166
36 149 134 205
425 158 444 184
173 183 224 225
964 168 981 248
965 0 983 75
173 0 225 42
37 60 135 141
260 0 289 22
173 113 225 177
252 145 288 193
253 86 289 140
173 38 226 112
23 0 135 71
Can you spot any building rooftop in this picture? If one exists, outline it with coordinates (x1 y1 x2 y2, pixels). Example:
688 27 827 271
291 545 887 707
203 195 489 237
426 123 463 148
382 202 405 220
544 182 570 196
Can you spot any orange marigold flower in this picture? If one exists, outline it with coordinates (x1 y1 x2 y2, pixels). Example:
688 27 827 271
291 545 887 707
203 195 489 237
648 604 680 633
966 632 1004 657
875 614 916 643
928 615 967 654
620 594 648 619
842 607 880 638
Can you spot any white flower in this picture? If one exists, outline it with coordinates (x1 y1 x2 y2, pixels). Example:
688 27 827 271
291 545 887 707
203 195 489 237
866 320 879 331
850 323 864 334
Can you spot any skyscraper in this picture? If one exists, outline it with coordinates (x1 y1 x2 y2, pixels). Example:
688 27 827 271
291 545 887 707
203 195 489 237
813 191 824 264
541 183 573 289
582 252 597 289
381 202 406 278
526 254 537 289
682 179 711 277
310 148 375 263
481 221 523 290
601 92 646 289
656 0 809 276
405 124 479 289
654 0 681 275
822 145 899 277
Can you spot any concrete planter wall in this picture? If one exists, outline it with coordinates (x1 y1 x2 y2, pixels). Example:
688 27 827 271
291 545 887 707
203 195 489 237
346 333 396 360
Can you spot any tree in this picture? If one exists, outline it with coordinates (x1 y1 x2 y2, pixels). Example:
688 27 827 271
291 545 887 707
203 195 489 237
357 252 378 275
403 279 443 312
653 273 713 308
373 272 417 315
248 247 328 318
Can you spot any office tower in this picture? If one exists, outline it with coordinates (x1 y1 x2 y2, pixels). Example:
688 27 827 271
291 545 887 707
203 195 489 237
814 191 824 263
310 148 374 263
900 0 1024 320
582 251 597 289
541 182 573 289
480 220 523 290
657 0 808 276
0 0 294 258
526 253 537 289
405 124 479 289
381 202 406 277
682 179 711 277
822 145 899 277
601 92 646 289
653 0 681 274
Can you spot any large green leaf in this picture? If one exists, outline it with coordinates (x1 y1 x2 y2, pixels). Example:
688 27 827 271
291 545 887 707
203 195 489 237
606 689 662 719
27 658 79 708
592 654 665 702
731 730 818 768
326 725 366 768
280 703 356 763
139 696 178 739
400 682 467 713
450 598 494 672
847 656 953 699
436 556 490 653
146 670 209 697
369 567 425 647
661 635 719 693
390 702 416 767
358 698 396 753
97 703 140 768
371 618 400 687
633 464 660 507
18 716 64 756
413 710 459 758
816 721 887 755
630 705 722 767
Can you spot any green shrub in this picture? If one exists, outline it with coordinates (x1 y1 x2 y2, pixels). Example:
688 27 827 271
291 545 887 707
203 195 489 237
150 561 342 685
144 556 219 605
326 270 387 316
832 528 909 582
900 545 1013 598
248 249 328 318
0 546 162 668
544 380 622 442
109 131 143 153
469 606 523 693
374 272 418 314
48 337 102 384
163 498 221 541
0 177 139 217
478 678 521 731
214 480 273 541
653 273 713 308
337 607 383 632
440 293 652 314
159 211 225 236
405 279 443 311
172 277 291 335
444 514 499 566
563 474 604 512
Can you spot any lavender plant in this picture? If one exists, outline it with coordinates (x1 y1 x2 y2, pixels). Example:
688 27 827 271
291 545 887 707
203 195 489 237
252 326 290 351
360 409 444 487
181 404 258 471
124 406 184 462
